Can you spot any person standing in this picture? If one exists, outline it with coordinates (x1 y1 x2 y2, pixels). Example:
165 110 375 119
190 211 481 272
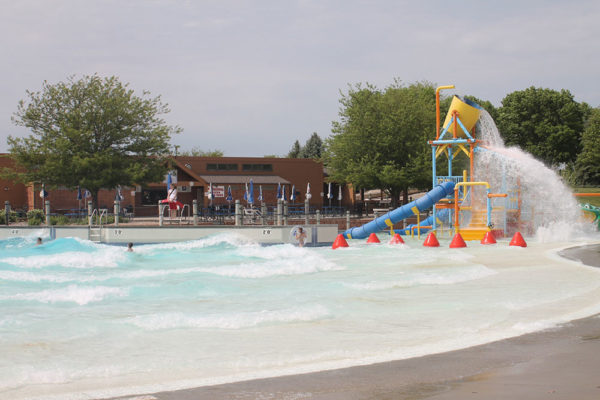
295 227 307 247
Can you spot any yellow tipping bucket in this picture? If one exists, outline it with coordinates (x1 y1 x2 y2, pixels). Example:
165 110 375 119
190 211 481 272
442 96 482 138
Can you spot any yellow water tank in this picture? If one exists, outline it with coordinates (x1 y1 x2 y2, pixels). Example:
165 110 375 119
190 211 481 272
442 96 482 138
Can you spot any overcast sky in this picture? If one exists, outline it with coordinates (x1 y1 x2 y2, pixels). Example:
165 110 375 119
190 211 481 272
1 0 599 156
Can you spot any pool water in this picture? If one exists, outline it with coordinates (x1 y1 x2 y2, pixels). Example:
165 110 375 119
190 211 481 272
1 232 600 400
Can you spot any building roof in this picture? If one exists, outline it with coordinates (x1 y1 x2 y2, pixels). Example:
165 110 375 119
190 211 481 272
198 175 291 184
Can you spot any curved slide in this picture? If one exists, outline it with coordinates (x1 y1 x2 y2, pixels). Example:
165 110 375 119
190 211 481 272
343 181 455 239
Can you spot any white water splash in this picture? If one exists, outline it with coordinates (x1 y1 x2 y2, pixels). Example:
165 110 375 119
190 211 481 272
473 110 582 240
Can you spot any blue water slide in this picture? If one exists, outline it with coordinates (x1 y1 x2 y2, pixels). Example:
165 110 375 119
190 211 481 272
399 208 450 235
343 181 455 239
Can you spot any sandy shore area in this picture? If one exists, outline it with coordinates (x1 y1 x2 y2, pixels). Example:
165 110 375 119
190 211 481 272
111 243 600 400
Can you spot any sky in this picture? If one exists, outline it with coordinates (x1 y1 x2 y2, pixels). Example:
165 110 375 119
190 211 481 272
1 0 599 156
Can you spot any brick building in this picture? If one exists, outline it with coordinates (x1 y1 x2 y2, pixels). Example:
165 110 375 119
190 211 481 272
0 154 355 216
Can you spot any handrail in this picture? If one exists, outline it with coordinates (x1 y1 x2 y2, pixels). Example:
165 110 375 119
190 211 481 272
179 204 190 224
88 208 107 227
454 181 496 231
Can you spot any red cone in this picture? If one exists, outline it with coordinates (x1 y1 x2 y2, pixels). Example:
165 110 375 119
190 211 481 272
509 232 527 247
481 231 497 245
366 233 380 243
389 233 405 244
332 234 349 249
449 233 467 248
423 232 440 247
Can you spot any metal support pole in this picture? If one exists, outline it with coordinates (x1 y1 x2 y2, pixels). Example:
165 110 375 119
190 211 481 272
283 201 288 225
276 200 282 226
261 202 266 225
193 199 198 226
114 200 120 226
316 209 320 225
304 199 309 225
87 200 93 226
235 200 242 226
346 210 350 230
4 201 10 226
45 200 51 226
158 201 164 227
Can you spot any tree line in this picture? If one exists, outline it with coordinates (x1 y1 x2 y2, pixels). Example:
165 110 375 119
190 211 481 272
3 75 598 210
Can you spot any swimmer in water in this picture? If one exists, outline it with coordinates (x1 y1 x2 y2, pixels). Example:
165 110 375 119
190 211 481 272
295 227 307 247
36 237 42 246
127 242 134 252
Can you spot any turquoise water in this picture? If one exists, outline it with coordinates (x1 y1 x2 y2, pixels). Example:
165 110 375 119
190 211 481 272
1 232 600 400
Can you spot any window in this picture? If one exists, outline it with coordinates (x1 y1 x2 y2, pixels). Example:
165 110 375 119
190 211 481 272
207 163 238 171
141 189 167 205
242 164 273 171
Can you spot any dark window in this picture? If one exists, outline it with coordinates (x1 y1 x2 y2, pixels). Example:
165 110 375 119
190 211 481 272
141 189 167 205
207 163 238 171
242 164 273 171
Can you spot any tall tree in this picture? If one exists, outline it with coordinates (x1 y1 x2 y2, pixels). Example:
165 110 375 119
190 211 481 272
5 75 181 206
573 108 600 185
324 80 435 206
496 87 587 166
299 132 323 159
287 140 301 158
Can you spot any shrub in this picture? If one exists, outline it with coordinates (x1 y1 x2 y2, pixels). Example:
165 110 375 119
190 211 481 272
27 209 45 226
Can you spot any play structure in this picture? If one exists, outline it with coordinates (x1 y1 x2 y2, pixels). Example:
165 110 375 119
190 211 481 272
343 85 596 241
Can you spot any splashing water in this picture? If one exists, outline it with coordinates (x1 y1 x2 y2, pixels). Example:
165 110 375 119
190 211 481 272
473 110 584 241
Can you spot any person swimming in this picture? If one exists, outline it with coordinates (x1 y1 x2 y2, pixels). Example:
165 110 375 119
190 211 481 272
36 237 42 246
127 242 134 252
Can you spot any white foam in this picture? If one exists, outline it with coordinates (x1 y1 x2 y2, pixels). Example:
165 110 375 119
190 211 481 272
128 304 330 330
0 285 128 305
2 249 126 269
345 264 496 290
136 233 257 255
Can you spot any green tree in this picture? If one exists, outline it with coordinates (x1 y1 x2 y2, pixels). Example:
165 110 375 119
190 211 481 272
573 108 600 185
179 147 224 157
287 140 301 158
5 75 181 206
324 80 435 206
496 87 587 166
299 132 323 159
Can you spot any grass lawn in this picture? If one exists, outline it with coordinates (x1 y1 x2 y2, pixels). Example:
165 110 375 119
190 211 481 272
572 187 600 207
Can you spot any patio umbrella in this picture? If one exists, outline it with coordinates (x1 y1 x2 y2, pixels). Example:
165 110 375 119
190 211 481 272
282 185 286 201
226 185 233 202
77 186 82 216
209 182 214 205
290 185 296 202
248 179 254 206
338 185 342 201
276 182 282 200
327 182 333 207
39 184 48 199
258 185 263 203
166 173 172 192
244 182 249 202
305 182 312 200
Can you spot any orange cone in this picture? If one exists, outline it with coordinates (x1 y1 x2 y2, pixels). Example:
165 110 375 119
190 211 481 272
449 233 467 248
389 233 405 244
481 231 497 245
509 232 527 247
366 233 380 243
423 232 440 247
332 234 349 249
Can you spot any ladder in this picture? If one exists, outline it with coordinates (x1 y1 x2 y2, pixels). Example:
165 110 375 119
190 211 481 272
88 209 107 243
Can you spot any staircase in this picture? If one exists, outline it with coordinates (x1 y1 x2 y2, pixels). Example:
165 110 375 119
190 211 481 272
459 209 490 241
